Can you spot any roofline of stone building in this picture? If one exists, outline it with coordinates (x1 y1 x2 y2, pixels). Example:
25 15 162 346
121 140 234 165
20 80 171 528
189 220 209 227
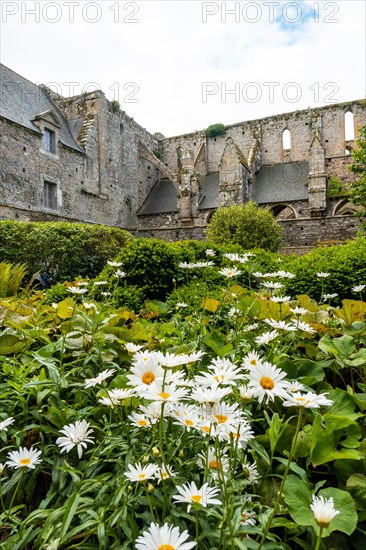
164 99 366 141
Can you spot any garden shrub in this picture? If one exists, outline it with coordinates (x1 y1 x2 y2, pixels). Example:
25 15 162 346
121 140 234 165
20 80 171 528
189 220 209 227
0 220 133 282
206 202 283 251
95 238 180 303
283 237 366 301
204 123 226 138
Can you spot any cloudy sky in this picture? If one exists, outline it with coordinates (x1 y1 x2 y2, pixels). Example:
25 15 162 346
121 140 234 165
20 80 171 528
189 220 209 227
1 1 365 136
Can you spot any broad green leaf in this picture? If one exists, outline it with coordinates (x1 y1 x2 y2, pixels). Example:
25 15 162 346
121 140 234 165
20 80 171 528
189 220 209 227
334 299 366 325
57 298 75 319
202 297 220 313
346 473 366 509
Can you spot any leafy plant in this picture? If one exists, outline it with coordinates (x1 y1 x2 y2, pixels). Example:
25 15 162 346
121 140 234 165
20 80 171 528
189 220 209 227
0 261 27 297
206 202 283 251
204 123 227 138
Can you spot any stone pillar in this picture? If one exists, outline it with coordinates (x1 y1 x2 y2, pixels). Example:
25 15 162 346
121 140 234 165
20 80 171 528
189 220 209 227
178 148 193 224
308 131 327 216
219 137 248 205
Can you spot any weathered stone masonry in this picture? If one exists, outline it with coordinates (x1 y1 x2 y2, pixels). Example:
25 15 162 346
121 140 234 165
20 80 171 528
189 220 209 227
1 63 365 250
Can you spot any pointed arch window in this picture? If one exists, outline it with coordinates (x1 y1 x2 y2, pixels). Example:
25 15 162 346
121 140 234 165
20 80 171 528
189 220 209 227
344 111 355 142
282 128 291 150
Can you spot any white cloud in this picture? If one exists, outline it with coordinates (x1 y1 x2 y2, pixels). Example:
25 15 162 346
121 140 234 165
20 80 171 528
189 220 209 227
1 0 365 136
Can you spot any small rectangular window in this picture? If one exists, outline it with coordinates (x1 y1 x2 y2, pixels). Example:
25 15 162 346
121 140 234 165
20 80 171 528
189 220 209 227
44 181 57 209
43 128 56 153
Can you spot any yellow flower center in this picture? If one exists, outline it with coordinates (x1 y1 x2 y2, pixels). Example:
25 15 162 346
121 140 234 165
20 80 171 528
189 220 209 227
158 392 170 400
138 474 146 480
191 495 202 503
185 419 194 426
260 376 274 390
214 375 225 382
142 372 155 385
201 426 210 433
214 414 228 424
19 458 31 466
138 420 147 426
158 545 175 550
208 459 222 470
250 359 257 366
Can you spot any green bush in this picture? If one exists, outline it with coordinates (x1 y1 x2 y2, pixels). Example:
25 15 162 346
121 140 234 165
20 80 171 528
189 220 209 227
204 123 227 138
283 237 366 301
95 238 180 302
0 221 133 282
206 202 283 251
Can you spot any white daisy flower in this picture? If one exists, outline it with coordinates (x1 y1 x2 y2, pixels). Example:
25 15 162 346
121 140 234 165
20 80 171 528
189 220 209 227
310 495 340 527
190 386 232 406
98 388 136 407
5 447 42 470
171 405 201 431
107 261 122 267
246 362 290 403
239 385 255 402
270 296 292 303
352 284 365 292
322 293 338 301
194 360 242 387
114 269 126 278
66 286 88 295
84 368 116 388
264 319 294 331
274 270 296 279
139 381 189 403
287 381 305 393
316 272 330 278
135 522 196 550
56 420 94 458
205 249 215 257
173 481 221 512
156 464 176 483
218 267 242 278
291 321 316 334
128 412 151 428
290 306 308 316
242 459 259 483
283 392 333 408
241 509 257 526
93 280 108 286
185 351 206 364
127 361 165 389
242 351 263 371
124 462 159 483
139 402 164 423
254 330 280 345
197 447 230 479
261 281 283 290
125 342 144 353
242 322 259 332
176 302 188 308
0 417 15 432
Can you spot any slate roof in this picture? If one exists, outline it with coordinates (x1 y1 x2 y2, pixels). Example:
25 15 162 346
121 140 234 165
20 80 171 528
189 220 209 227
137 179 177 215
0 64 84 153
252 161 309 204
198 172 219 210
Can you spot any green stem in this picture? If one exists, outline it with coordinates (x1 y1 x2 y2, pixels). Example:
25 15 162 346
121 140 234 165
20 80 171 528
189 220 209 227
314 526 324 550
258 408 303 549
6 470 24 519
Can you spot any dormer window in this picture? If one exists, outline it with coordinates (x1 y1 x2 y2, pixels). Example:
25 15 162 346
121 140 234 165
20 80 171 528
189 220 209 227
43 128 56 153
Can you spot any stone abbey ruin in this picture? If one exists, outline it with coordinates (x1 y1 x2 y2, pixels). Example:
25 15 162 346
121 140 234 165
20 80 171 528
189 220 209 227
1 63 366 251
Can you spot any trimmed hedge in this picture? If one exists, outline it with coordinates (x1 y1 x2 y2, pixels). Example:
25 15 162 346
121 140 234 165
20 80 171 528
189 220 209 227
0 221 133 282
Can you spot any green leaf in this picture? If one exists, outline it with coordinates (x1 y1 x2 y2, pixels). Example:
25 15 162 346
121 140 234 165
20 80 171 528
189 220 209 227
346 473 366 509
59 492 81 541
285 478 358 536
